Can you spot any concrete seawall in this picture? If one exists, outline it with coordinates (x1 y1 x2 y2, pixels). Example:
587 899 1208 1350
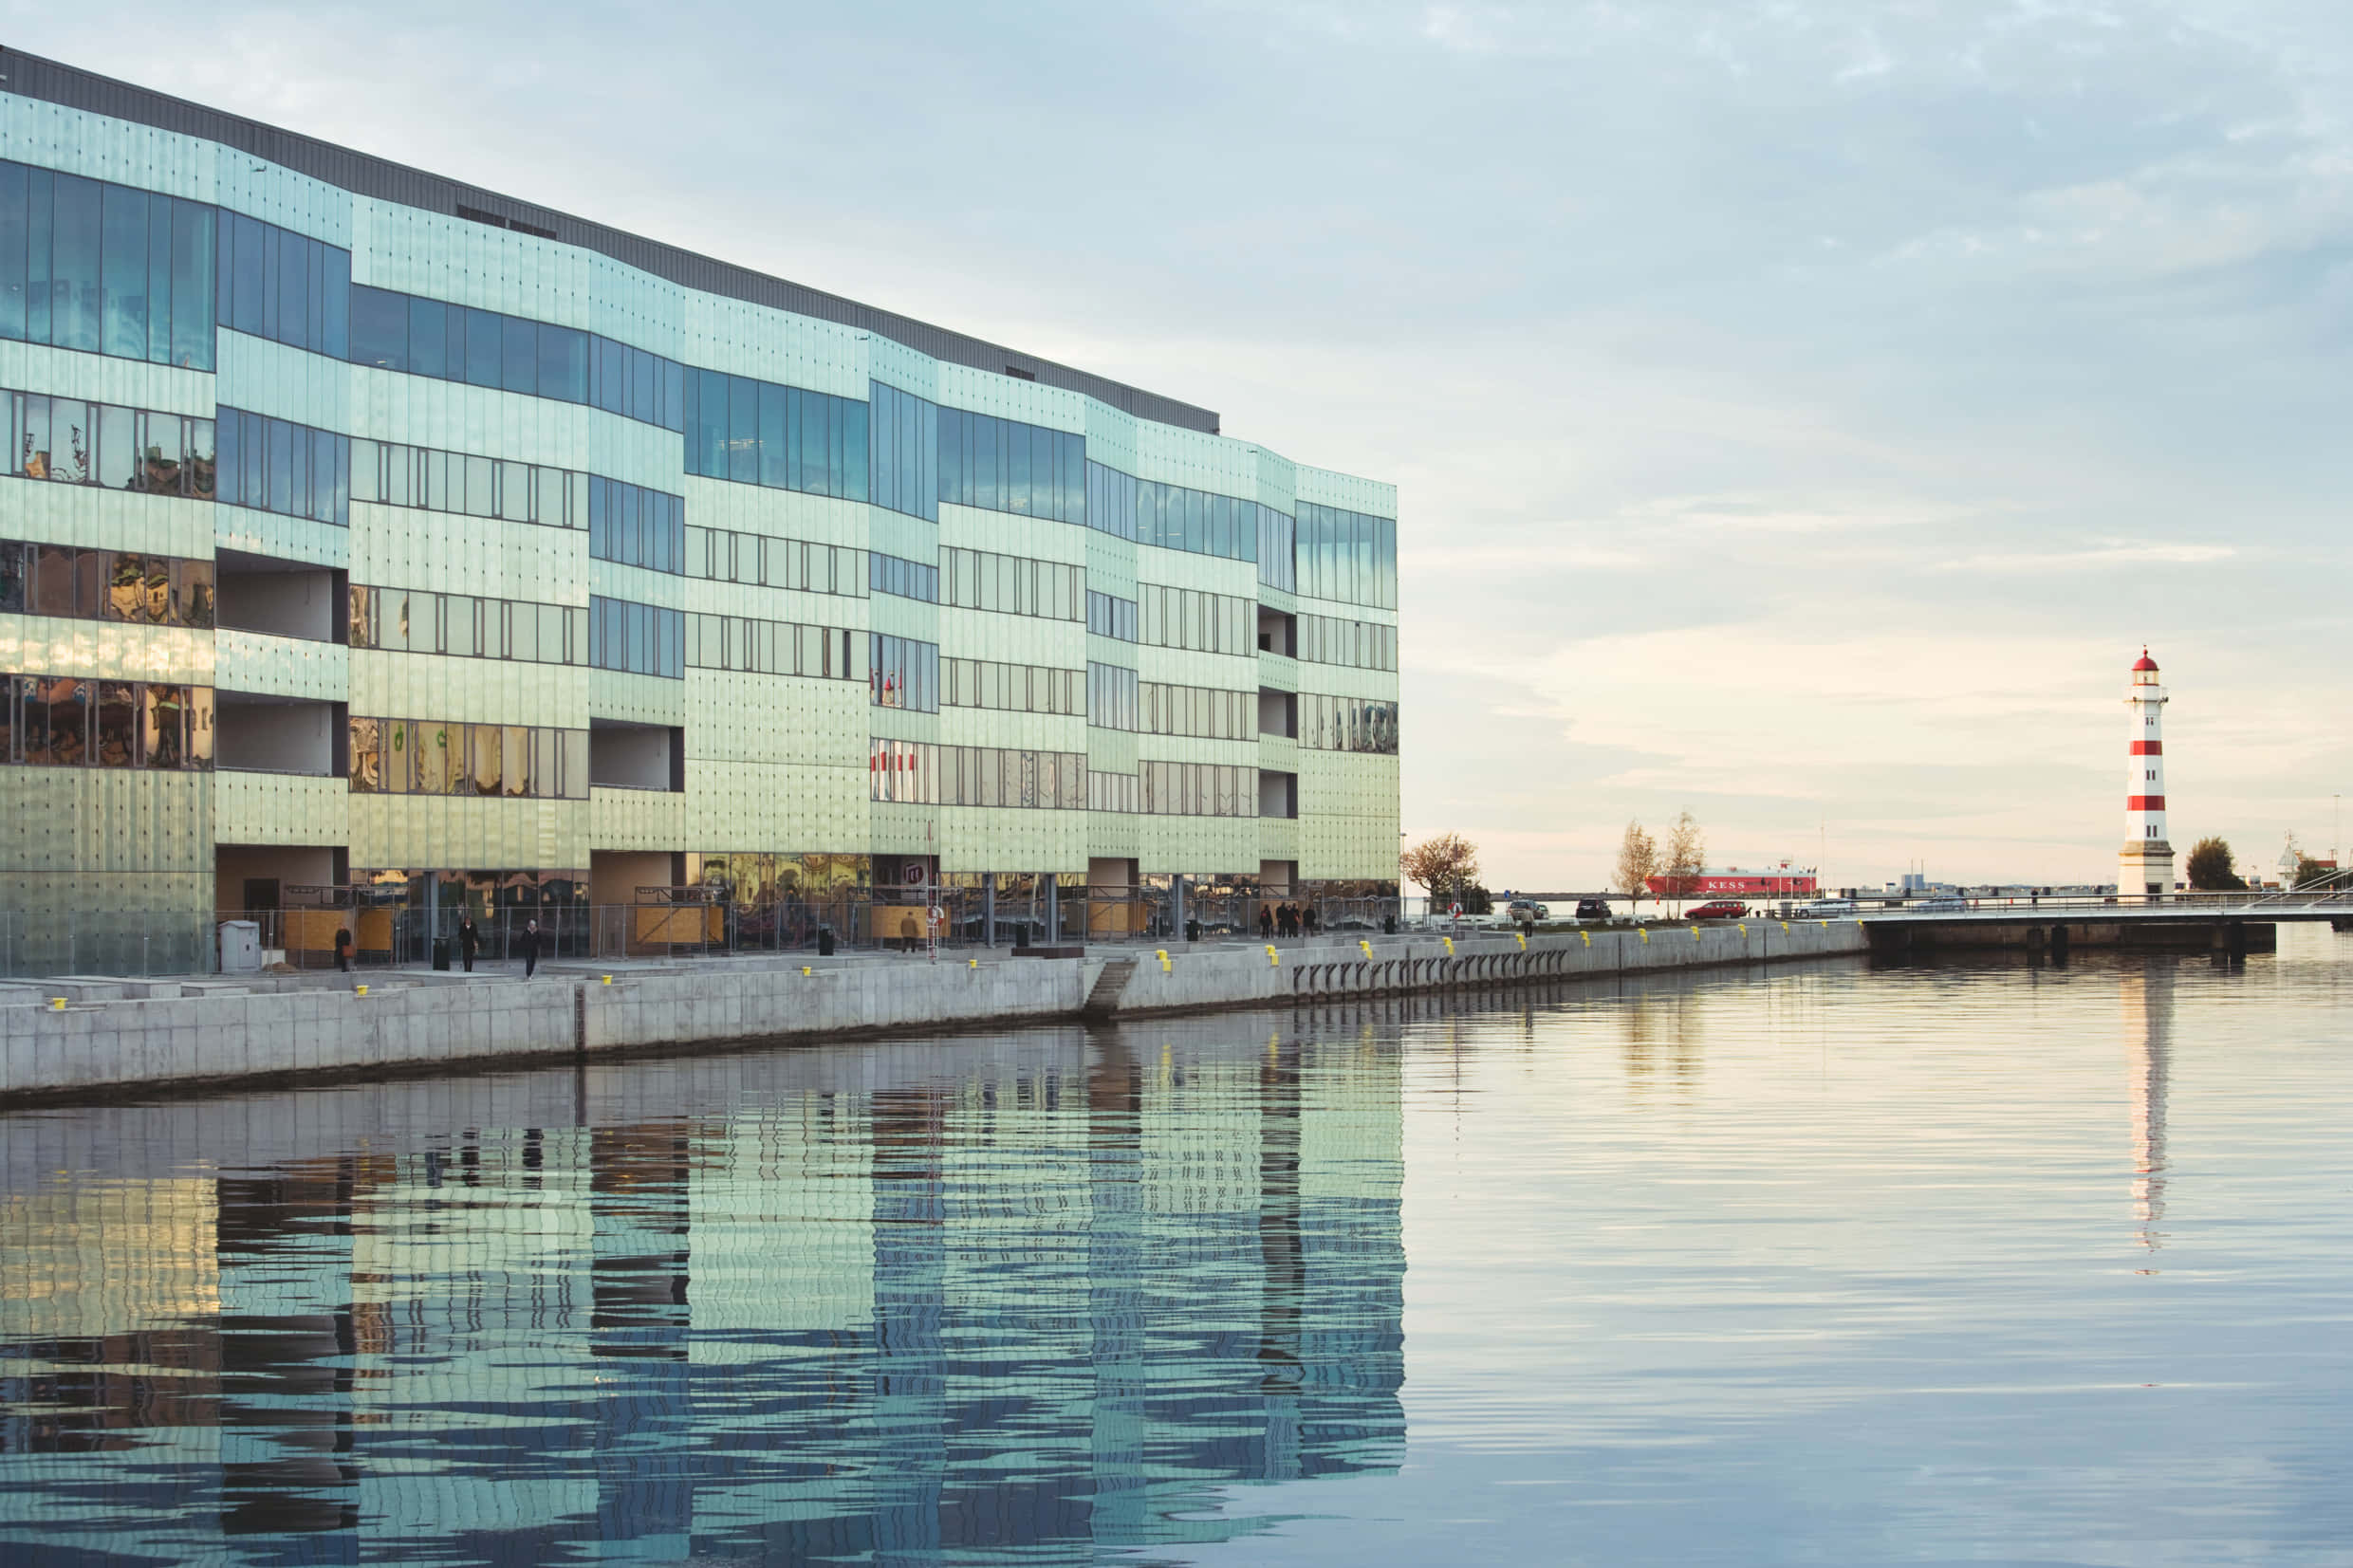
0 921 1865 1103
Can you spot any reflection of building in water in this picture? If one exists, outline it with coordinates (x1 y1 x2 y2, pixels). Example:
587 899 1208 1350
0 1032 1404 1562
2121 961 2174 1249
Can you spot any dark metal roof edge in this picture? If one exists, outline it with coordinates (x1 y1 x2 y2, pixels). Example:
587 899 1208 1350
0 46 1222 435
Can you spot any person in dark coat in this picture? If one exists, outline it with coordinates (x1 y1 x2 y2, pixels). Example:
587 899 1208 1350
518 918 541 978
1259 905 1274 939
333 927 352 973
456 915 480 973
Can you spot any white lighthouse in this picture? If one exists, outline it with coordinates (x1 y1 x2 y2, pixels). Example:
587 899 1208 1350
2119 649 2173 900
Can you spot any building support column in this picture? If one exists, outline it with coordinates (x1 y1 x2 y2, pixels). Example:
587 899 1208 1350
981 873 996 948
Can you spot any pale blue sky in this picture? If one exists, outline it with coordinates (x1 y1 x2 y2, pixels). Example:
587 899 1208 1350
42 0 2352 888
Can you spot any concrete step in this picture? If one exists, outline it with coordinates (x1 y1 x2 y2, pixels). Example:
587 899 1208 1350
1083 959 1137 1019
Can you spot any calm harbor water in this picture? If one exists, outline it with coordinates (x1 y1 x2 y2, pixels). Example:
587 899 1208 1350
2 932 2348 1566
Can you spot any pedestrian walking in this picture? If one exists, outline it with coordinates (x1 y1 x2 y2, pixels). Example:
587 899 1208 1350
518 918 541 979
456 914 479 974
333 926 352 973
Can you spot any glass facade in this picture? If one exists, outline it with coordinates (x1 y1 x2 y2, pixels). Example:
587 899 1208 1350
1140 760 1257 818
351 285 682 429
1087 661 1139 730
686 613 862 681
684 526 863 596
944 658 1082 715
0 673 213 768
351 584 584 664
353 436 585 529
0 539 213 627
867 551 940 603
587 596 685 679
0 160 216 368
1299 612 1399 671
0 70 1396 952
1302 692 1400 753
1086 591 1139 642
941 546 1083 620
1139 584 1253 655
587 478 685 573
941 406 1084 523
683 369 865 498
1296 501 1398 609
7 390 213 495
868 633 939 712
215 407 350 526
350 716 586 797
217 209 347 360
1142 681 1253 740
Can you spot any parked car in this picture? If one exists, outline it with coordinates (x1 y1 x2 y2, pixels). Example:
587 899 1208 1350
1912 895 1968 913
1505 899 1550 923
1686 900 1749 920
1574 896 1612 922
1794 898 1859 917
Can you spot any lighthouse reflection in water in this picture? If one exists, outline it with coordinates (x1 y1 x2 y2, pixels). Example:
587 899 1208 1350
0 1025 1403 1564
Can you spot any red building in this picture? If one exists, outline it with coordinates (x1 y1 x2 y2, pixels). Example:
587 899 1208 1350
1645 864 1818 899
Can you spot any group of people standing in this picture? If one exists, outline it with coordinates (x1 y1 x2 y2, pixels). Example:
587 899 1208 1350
329 914 543 977
1259 903 1319 940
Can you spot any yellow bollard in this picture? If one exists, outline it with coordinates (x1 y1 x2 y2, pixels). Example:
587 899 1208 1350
1580 931 1591 947
1738 924 1747 936
1691 926 1701 939
601 974 612 985
354 984 368 997
1156 948 1172 973
1442 936 1455 955
801 966 812 976
1782 922 1790 932
48 997 65 1010
1266 944 1280 968
1515 932 1527 950
1359 939 1374 958
1640 929 1649 944
969 958 978 970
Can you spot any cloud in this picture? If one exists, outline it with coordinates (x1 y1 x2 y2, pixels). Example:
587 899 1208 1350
1937 541 2241 572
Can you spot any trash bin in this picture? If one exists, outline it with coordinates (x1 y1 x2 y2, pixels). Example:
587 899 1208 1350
816 927 836 957
431 937 452 971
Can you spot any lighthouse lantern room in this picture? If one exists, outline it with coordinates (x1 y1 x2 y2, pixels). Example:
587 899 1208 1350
2119 649 2173 900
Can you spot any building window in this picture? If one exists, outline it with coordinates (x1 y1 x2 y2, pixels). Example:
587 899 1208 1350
869 634 940 712
1086 590 1138 642
0 673 212 769
0 161 217 370
587 596 683 678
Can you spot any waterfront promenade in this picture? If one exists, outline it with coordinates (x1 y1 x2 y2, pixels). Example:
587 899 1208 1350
0 922 1864 1103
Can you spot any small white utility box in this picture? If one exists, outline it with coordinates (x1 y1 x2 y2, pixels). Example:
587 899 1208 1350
218 920 262 973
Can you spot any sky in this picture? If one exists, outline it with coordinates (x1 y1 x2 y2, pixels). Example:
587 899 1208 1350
30 0 2351 891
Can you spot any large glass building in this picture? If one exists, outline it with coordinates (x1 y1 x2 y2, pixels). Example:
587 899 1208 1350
0 50 1399 968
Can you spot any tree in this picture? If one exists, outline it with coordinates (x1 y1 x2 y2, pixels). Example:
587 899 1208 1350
1401 832 1480 911
1615 820 1658 915
1663 809 1704 915
2184 837 2245 892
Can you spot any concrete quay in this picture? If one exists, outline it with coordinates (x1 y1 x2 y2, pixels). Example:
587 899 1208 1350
0 921 1866 1105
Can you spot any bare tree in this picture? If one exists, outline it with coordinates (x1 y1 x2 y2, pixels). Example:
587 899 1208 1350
1401 832 1480 913
1663 809 1704 915
1615 820 1658 916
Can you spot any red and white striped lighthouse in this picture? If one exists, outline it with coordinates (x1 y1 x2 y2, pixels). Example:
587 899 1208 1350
2119 649 2174 899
